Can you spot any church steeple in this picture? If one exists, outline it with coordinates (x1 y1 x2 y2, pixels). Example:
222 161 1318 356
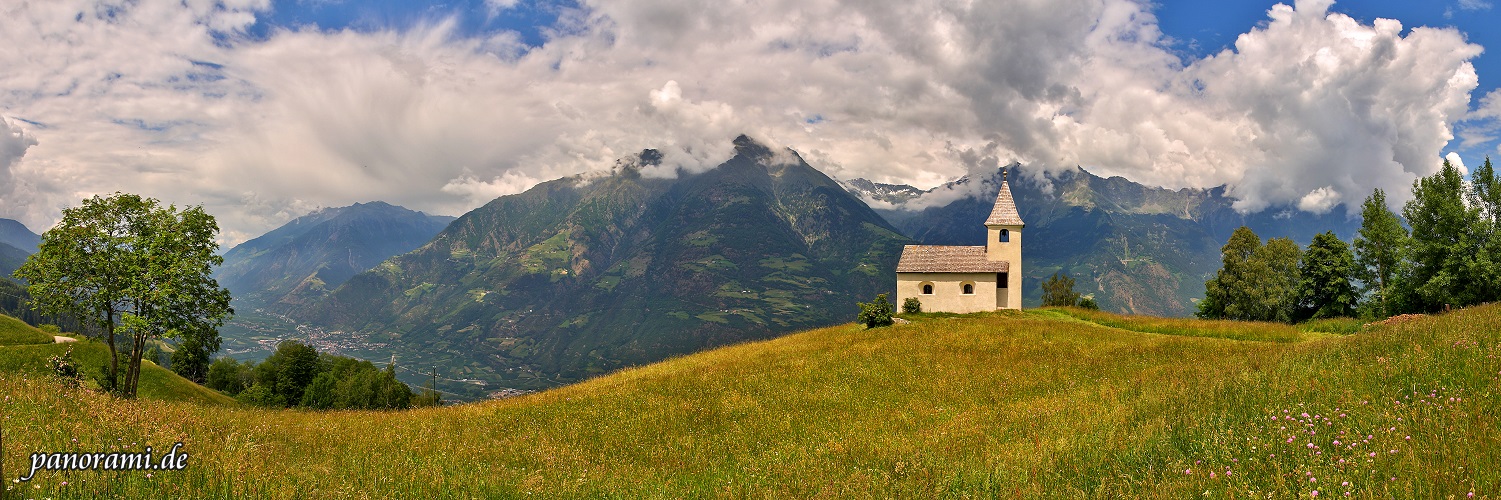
985 168 1023 306
985 168 1025 227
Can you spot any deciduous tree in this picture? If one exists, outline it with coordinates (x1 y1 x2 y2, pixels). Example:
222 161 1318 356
1352 189 1408 318
1297 231 1357 319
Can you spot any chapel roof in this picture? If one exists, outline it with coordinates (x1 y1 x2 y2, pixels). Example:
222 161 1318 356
984 170 1025 227
895 245 1010 273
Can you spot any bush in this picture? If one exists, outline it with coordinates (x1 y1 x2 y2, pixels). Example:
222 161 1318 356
857 294 895 328
901 297 922 314
1078 296 1100 310
47 347 80 387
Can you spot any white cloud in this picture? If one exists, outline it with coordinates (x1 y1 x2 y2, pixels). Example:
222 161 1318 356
0 0 1488 244
1297 186 1341 214
1459 0 1493 11
1446 151 1469 176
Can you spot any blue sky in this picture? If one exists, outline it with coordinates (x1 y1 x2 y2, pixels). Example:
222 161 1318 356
2 0 1498 242
1156 0 1501 160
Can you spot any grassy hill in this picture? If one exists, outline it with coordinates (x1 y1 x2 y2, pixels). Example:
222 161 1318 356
0 313 54 345
0 315 234 406
2 306 1497 497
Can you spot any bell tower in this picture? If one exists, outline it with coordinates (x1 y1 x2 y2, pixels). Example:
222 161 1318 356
985 169 1024 308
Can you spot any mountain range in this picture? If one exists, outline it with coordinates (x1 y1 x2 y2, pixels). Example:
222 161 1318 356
216 202 454 310
848 166 1359 316
0 218 40 279
275 136 910 395
209 138 1363 397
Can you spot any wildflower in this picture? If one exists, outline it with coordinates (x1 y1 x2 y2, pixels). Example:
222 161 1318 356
1312 491 1319 497
1307 443 1316 449
1342 482 1349 487
1225 470 1232 477
1369 452 1377 458
1310 477 1317 483
1210 472 1217 479
1185 469 1192 475
1405 436 1410 441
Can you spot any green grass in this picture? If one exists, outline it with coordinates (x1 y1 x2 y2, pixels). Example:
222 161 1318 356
0 313 56 345
1299 316 1369 335
1041 306 1311 342
3 305 1499 498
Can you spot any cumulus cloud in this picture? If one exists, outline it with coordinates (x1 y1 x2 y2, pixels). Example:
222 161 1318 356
0 118 41 219
0 0 1489 243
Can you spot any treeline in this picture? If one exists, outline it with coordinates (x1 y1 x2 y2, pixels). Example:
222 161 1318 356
1199 157 1501 322
206 340 441 410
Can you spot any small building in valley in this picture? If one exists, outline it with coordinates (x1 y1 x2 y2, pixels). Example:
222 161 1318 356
895 169 1024 313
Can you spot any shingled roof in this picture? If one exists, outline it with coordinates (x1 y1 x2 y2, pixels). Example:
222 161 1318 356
895 245 1010 273
984 170 1025 227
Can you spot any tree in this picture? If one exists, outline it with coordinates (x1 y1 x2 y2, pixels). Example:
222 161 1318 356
1198 226 1261 320
1198 227 1302 322
14 193 232 397
1040 272 1081 307
15 193 155 393
206 357 248 396
1297 231 1357 319
1352 189 1409 318
266 340 321 406
857 293 894 328
1402 159 1489 310
171 325 219 384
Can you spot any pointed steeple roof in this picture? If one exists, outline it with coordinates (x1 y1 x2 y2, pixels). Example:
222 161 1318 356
984 169 1025 226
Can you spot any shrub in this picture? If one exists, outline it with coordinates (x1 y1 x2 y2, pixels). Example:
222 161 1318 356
857 294 895 328
1078 296 1100 310
47 347 80 387
901 297 922 314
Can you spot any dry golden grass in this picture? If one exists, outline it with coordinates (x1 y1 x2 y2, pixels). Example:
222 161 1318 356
2 306 1498 498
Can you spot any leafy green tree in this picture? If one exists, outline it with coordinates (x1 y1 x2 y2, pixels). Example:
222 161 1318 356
1199 227 1302 322
1250 237 1302 323
235 383 285 408
1078 296 1099 310
14 193 232 397
856 293 894 328
1296 231 1357 319
1198 226 1261 320
300 372 339 409
14 194 148 392
171 325 219 384
267 340 321 406
1402 159 1490 310
1040 272 1081 307
1352 189 1409 318
1469 156 1501 302
206 357 248 396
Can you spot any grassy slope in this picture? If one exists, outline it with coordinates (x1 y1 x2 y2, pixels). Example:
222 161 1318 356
3 306 1499 498
0 315 235 407
0 313 55 345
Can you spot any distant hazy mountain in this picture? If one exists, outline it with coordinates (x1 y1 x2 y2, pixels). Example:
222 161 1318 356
0 242 28 280
0 219 40 254
291 136 912 394
855 166 1358 316
216 202 455 310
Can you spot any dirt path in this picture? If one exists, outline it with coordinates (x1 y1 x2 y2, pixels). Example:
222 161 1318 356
53 336 77 343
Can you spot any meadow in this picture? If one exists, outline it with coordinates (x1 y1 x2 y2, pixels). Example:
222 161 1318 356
1 304 1498 498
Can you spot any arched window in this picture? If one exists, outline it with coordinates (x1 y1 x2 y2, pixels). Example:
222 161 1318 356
962 282 975 295
1000 229 1010 242
921 282 934 295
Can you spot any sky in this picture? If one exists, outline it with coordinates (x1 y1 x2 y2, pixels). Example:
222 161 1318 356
2 0 1499 245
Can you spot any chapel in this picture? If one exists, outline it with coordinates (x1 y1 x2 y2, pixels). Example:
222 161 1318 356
894 169 1024 312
